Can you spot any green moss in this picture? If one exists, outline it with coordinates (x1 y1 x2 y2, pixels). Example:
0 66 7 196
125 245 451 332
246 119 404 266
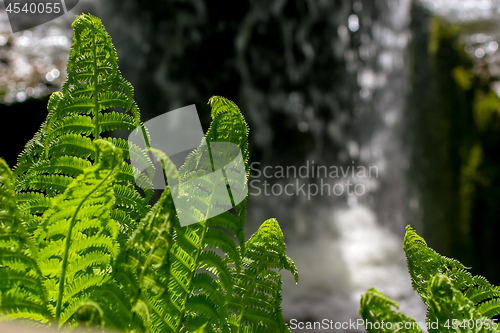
459 144 483 235
474 90 500 132
428 17 462 56
452 66 474 91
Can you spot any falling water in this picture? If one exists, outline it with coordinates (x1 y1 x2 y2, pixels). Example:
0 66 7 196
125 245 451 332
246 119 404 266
269 0 430 330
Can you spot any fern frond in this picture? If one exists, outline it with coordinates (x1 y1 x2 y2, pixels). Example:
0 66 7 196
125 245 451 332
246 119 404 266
404 226 500 317
107 156 180 332
14 13 150 233
359 288 423 333
177 97 249 239
206 96 249 169
99 112 137 133
116 96 255 333
0 159 50 323
14 92 62 176
206 96 250 231
48 115 94 139
230 218 298 333
35 140 122 327
425 274 499 332
130 196 233 332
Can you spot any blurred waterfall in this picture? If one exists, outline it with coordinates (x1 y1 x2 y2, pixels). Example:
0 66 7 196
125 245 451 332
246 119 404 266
269 0 430 330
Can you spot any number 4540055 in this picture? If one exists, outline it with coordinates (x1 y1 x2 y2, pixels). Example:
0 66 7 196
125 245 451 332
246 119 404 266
6 2 61 14
444 319 498 330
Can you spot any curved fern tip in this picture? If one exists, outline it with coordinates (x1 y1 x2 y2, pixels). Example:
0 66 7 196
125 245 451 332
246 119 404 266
259 218 285 239
208 95 223 104
72 13 99 27
404 225 427 247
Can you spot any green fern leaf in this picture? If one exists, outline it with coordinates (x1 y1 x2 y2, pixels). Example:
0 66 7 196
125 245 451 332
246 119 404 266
14 13 151 234
359 288 423 333
405 226 500 317
0 159 49 323
230 218 298 333
425 274 499 332
35 140 122 327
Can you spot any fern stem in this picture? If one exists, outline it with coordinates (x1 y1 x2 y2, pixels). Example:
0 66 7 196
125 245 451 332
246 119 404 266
54 167 115 323
221 168 236 208
92 34 100 154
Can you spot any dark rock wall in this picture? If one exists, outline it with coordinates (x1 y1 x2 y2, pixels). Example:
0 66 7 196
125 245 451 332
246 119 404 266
407 3 500 287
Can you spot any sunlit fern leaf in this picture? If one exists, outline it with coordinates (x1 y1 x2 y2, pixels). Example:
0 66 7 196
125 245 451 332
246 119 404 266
162 218 237 332
13 13 153 232
206 96 249 238
14 92 62 176
119 155 236 332
35 140 122 327
143 215 234 333
48 115 95 139
404 225 500 317
229 218 298 333
205 96 249 174
102 155 181 333
178 97 249 247
121 98 254 333
359 288 423 333
425 274 499 332
0 159 50 323
161 100 250 332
